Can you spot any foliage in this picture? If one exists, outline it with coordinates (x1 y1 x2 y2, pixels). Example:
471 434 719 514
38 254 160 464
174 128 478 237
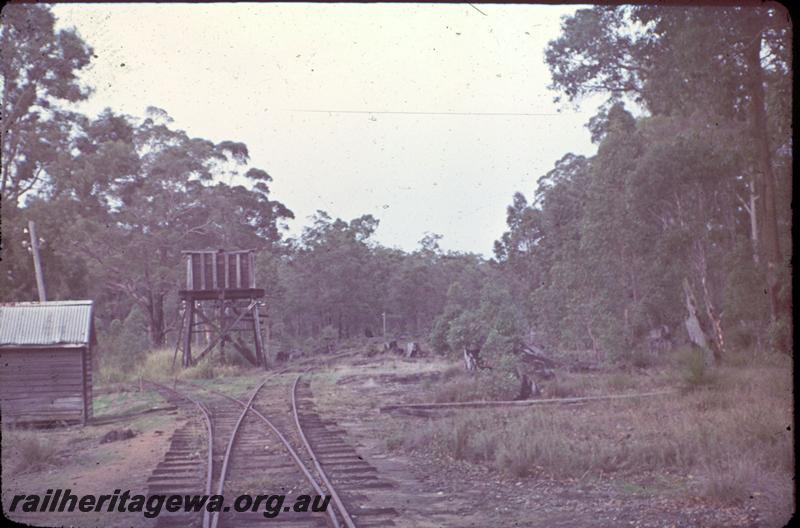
2 429 62 475
430 265 526 360
674 346 717 389
1 25 293 347
529 4 790 357
275 215 478 342
0 4 791 371
493 4 791 359
97 306 151 378
0 4 94 300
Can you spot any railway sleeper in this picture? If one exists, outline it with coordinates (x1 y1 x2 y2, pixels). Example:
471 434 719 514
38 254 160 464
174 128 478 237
157 461 202 467
151 468 203 476
146 479 205 489
337 480 394 489
147 485 206 494
350 504 399 515
320 464 377 474
323 451 365 462
356 519 398 527
312 442 352 450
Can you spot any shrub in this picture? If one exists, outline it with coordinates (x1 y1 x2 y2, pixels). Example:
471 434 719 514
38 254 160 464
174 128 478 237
320 324 338 342
433 367 519 403
697 456 763 505
182 359 216 380
439 364 463 382
629 347 655 368
766 316 791 354
546 374 586 398
430 316 452 354
137 348 179 382
98 307 151 372
607 372 636 392
674 346 716 389
2 429 61 475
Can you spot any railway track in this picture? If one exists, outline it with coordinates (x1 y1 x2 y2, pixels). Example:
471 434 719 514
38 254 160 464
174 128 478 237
143 371 397 528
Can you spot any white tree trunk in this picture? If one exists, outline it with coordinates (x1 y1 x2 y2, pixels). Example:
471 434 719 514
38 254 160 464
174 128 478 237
682 278 715 367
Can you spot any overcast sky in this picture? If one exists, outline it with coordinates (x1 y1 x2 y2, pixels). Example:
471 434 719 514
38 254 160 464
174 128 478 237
53 3 600 256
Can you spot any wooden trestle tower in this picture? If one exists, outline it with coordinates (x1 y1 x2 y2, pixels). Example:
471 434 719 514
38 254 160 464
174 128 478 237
174 250 268 369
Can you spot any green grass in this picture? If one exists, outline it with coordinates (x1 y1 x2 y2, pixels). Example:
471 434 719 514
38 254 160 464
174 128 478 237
97 347 253 388
93 388 166 419
674 346 718 389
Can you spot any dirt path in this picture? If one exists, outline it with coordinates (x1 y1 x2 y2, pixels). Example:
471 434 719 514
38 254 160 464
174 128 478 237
3 409 182 528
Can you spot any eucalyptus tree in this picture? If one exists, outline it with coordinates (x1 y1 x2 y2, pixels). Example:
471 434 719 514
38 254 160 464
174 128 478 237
0 3 93 205
545 4 791 330
0 3 94 299
280 211 384 339
62 108 292 346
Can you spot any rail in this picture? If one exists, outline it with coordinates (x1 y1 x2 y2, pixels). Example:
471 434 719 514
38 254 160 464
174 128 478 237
182 379 347 528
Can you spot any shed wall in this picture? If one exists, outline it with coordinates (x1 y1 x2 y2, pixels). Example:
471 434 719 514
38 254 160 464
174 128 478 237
0 347 90 425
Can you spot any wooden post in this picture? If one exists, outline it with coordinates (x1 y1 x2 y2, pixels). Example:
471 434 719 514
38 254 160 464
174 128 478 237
186 255 193 290
235 253 242 289
218 301 226 363
382 311 387 339
81 348 88 425
249 252 256 288
212 252 218 290
172 303 185 369
28 221 47 302
200 254 206 290
253 304 267 370
182 302 194 367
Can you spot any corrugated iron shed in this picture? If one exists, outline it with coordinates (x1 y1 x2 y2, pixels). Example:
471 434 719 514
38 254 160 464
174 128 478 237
0 300 94 348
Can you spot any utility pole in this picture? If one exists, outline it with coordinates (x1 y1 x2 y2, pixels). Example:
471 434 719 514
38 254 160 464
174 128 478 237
28 221 47 302
382 311 387 339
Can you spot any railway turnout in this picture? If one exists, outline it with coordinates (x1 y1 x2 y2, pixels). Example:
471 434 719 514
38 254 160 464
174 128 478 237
143 371 397 527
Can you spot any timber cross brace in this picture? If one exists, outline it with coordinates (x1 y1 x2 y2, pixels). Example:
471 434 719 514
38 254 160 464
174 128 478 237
173 250 269 370
174 298 268 369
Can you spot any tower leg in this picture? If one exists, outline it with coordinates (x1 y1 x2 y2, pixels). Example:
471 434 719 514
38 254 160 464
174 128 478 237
218 301 227 364
172 303 185 369
183 302 194 367
253 305 267 370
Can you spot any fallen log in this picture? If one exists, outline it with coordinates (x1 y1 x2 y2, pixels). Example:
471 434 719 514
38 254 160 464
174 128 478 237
521 346 559 367
379 390 676 413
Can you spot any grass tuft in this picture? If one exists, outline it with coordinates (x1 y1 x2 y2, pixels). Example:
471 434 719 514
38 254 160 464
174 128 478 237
2 429 61 475
674 346 717 389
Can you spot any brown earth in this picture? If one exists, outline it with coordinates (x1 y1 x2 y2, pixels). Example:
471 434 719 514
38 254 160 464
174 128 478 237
2 408 182 528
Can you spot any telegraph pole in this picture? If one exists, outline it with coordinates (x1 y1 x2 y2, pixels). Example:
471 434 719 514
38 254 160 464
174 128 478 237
28 221 47 302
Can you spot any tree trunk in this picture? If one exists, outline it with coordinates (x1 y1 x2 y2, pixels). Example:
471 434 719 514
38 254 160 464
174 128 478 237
148 292 166 347
748 175 760 264
745 21 783 324
682 278 715 367
700 275 725 363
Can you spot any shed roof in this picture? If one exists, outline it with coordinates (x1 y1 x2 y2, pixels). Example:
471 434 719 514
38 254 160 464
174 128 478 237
0 300 94 348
